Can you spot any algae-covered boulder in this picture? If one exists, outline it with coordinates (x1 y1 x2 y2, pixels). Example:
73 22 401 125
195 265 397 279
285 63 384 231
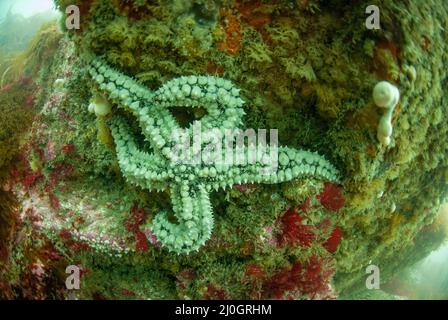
1 0 447 299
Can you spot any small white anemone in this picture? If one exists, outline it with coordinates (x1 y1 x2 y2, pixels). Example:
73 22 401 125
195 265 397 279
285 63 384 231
88 103 95 114
373 81 400 108
54 78 66 92
373 81 400 146
91 94 111 116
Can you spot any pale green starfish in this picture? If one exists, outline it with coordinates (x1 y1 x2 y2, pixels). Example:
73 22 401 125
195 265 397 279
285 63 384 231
88 58 340 254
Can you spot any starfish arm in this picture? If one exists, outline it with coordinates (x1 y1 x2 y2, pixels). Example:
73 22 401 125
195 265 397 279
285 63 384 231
89 58 151 109
152 76 246 132
108 117 170 190
235 146 340 184
129 74 248 160
197 146 340 192
274 146 340 182
89 59 182 157
151 183 214 254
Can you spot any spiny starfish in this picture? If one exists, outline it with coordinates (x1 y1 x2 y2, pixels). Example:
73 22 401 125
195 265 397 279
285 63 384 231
88 58 340 254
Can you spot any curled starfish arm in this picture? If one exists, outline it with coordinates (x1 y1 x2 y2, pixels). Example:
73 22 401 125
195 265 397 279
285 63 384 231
151 184 214 254
89 59 186 160
152 75 246 132
109 117 170 190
